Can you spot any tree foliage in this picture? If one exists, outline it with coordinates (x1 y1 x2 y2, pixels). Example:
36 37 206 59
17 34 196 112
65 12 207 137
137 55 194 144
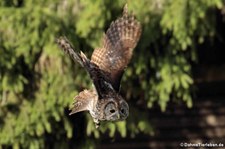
0 0 224 148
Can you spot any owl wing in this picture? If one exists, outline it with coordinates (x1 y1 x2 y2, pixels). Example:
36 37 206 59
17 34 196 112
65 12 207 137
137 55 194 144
57 36 115 99
91 4 142 91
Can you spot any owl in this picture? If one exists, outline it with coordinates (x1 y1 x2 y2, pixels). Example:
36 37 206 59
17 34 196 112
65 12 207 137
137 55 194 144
57 4 141 128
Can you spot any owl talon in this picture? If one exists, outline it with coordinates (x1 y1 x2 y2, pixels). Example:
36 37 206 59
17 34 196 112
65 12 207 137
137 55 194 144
93 118 100 128
95 123 100 128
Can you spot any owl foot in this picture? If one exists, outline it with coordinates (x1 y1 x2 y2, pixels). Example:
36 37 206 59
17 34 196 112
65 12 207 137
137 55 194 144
93 118 100 128
95 122 100 128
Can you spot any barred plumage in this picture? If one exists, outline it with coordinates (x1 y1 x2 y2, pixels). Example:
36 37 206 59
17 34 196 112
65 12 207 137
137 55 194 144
56 37 90 69
91 4 141 90
57 4 141 128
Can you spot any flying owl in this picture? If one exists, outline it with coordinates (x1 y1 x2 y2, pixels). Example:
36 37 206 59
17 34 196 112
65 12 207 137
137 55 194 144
57 4 141 128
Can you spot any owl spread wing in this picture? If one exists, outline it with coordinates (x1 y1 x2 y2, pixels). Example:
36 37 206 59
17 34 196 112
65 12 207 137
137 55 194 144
91 4 142 91
57 37 112 99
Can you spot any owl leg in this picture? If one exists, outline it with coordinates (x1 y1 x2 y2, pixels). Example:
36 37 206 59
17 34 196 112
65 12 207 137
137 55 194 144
93 118 100 128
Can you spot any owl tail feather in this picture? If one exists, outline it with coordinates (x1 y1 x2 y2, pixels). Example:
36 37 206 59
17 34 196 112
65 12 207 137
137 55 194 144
69 89 96 115
56 36 90 69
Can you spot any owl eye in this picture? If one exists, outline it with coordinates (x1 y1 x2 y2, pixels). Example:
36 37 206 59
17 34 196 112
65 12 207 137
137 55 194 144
110 109 115 113
121 109 125 114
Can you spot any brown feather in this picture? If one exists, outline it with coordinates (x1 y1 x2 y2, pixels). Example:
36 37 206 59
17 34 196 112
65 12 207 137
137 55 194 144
69 89 97 115
91 5 142 91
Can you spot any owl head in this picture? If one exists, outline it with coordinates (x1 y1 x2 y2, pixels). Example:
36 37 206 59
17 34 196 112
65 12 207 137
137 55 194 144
100 95 129 121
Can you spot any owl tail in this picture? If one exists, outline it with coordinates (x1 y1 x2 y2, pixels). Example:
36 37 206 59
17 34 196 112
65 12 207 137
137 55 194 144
56 36 90 69
69 89 96 115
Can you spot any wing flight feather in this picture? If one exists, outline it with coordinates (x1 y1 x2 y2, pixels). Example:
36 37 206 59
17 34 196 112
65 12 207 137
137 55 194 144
91 4 142 91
